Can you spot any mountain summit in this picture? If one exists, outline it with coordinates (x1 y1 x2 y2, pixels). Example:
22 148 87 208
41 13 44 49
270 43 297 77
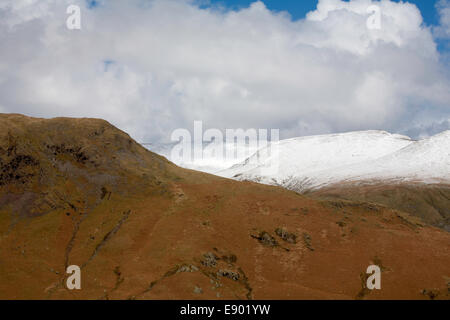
219 130 450 189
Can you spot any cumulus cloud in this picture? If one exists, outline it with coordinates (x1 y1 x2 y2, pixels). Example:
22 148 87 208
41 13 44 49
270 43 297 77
0 0 449 142
435 0 450 38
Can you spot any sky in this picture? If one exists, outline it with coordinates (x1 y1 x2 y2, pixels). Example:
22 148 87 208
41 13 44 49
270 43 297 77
205 0 449 51
207 0 440 24
0 0 449 142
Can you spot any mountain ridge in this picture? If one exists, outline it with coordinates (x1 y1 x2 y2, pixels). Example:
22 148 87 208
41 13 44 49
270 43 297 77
219 130 450 190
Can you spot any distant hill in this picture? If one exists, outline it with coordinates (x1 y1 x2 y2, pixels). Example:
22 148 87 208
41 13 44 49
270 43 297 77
218 130 450 229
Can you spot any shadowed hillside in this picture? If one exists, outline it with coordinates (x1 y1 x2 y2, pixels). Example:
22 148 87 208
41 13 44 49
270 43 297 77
0 114 449 300
309 183 450 232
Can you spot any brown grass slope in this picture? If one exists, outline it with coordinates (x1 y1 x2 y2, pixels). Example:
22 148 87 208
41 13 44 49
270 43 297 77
309 183 450 232
0 114 449 300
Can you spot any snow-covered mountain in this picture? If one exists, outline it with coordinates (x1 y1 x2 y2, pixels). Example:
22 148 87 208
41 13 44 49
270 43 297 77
218 130 450 192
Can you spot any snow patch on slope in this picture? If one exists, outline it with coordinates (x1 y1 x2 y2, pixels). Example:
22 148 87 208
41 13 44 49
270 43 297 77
218 130 450 191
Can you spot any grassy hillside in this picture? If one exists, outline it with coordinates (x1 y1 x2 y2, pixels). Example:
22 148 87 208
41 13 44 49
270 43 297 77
309 183 450 231
0 114 449 300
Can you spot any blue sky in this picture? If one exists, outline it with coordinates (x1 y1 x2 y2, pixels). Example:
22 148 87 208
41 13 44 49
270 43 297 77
206 0 441 25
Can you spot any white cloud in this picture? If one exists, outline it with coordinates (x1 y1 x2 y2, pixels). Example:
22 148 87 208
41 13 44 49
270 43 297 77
0 0 449 142
435 0 450 38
